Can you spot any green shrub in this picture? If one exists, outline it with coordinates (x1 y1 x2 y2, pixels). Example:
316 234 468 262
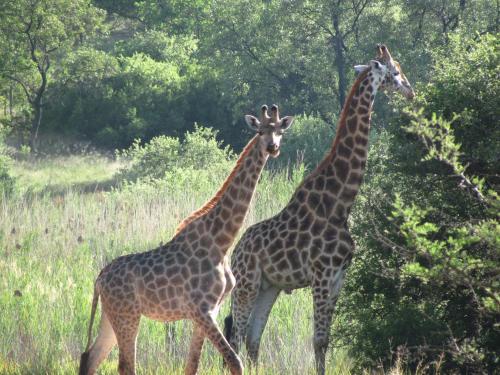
116 135 181 181
116 125 234 186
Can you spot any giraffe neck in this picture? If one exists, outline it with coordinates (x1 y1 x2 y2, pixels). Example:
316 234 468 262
175 136 268 256
289 68 381 221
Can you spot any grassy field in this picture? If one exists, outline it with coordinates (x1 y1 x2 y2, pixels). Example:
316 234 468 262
0 154 363 375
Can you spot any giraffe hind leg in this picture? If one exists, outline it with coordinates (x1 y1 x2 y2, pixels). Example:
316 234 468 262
108 312 141 375
228 275 262 356
245 285 280 365
80 312 117 375
312 270 346 375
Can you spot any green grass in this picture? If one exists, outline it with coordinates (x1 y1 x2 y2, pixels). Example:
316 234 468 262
11 154 121 195
0 155 369 374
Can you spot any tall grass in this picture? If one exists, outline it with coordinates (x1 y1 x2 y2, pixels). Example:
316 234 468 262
0 156 360 374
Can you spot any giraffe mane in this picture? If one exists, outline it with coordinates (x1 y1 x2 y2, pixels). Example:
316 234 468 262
295 68 370 188
173 135 260 236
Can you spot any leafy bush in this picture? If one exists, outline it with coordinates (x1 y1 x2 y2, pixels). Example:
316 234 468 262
114 30 198 68
116 125 234 185
116 135 180 181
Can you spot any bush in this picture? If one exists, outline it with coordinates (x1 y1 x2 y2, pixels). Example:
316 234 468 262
116 125 234 185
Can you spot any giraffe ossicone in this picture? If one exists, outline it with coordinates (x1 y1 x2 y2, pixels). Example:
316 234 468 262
224 45 414 375
79 105 294 375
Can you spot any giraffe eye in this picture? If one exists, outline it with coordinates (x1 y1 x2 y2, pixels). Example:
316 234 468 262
393 71 400 76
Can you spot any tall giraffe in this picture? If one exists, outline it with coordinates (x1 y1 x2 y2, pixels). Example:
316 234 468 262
79 105 295 375
224 45 415 375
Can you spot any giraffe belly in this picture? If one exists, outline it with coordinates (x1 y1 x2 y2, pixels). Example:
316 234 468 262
143 309 187 322
138 285 188 322
261 248 310 290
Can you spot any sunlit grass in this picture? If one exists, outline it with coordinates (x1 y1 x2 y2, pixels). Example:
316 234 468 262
11 154 121 195
0 153 430 374
1 155 357 374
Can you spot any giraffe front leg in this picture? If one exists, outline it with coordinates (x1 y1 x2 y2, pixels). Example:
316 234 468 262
185 324 205 375
228 296 253 356
226 276 261 356
312 271 345 375
195 313 243 375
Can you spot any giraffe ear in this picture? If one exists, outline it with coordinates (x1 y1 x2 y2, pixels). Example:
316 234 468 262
354 65 369 76
369 60 386 72
279 116 294 131
245 115 261 131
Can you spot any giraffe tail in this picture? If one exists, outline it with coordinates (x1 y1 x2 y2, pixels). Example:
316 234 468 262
222 314 233 368
223 314 233 342
79 281 100 375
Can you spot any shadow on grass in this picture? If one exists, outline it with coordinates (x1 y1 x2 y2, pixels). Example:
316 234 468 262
22 177 121 197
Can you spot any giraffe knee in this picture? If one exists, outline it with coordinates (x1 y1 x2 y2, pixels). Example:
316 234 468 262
118 356 135 375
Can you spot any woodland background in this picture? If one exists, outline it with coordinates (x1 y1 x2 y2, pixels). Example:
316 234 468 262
0 0 498 374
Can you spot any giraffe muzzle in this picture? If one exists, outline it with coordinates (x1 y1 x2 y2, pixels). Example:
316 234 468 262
267 144 280 156
406 89 415 100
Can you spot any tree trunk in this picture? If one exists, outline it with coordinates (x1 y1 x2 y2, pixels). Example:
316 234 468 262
331 12 347 110
30 96 43 152
29 63 48 152
8 85 13 118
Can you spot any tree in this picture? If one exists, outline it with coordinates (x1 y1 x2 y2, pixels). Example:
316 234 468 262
0 0 104 150
333 34 499 372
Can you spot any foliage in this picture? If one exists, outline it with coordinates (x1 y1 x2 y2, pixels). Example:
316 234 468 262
43 39 237 148
0 125 15 196
333 34 499 372
0 0 105 149
1 0 499 372
406 33 500 166
114 30 198 67
271 114 335 169
116 125 234 184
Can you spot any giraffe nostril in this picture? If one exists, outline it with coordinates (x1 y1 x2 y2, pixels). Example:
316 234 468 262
267 144 279 153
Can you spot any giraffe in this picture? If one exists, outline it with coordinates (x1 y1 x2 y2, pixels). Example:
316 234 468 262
78 105 295 375
224 45 415 375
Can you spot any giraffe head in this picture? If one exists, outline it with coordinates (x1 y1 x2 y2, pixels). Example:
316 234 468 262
353 45 414 100
245 104 294 158
375 44 415 100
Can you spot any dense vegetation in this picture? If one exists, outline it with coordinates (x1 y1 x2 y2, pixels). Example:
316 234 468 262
0 0 498 373
335 34 499 373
